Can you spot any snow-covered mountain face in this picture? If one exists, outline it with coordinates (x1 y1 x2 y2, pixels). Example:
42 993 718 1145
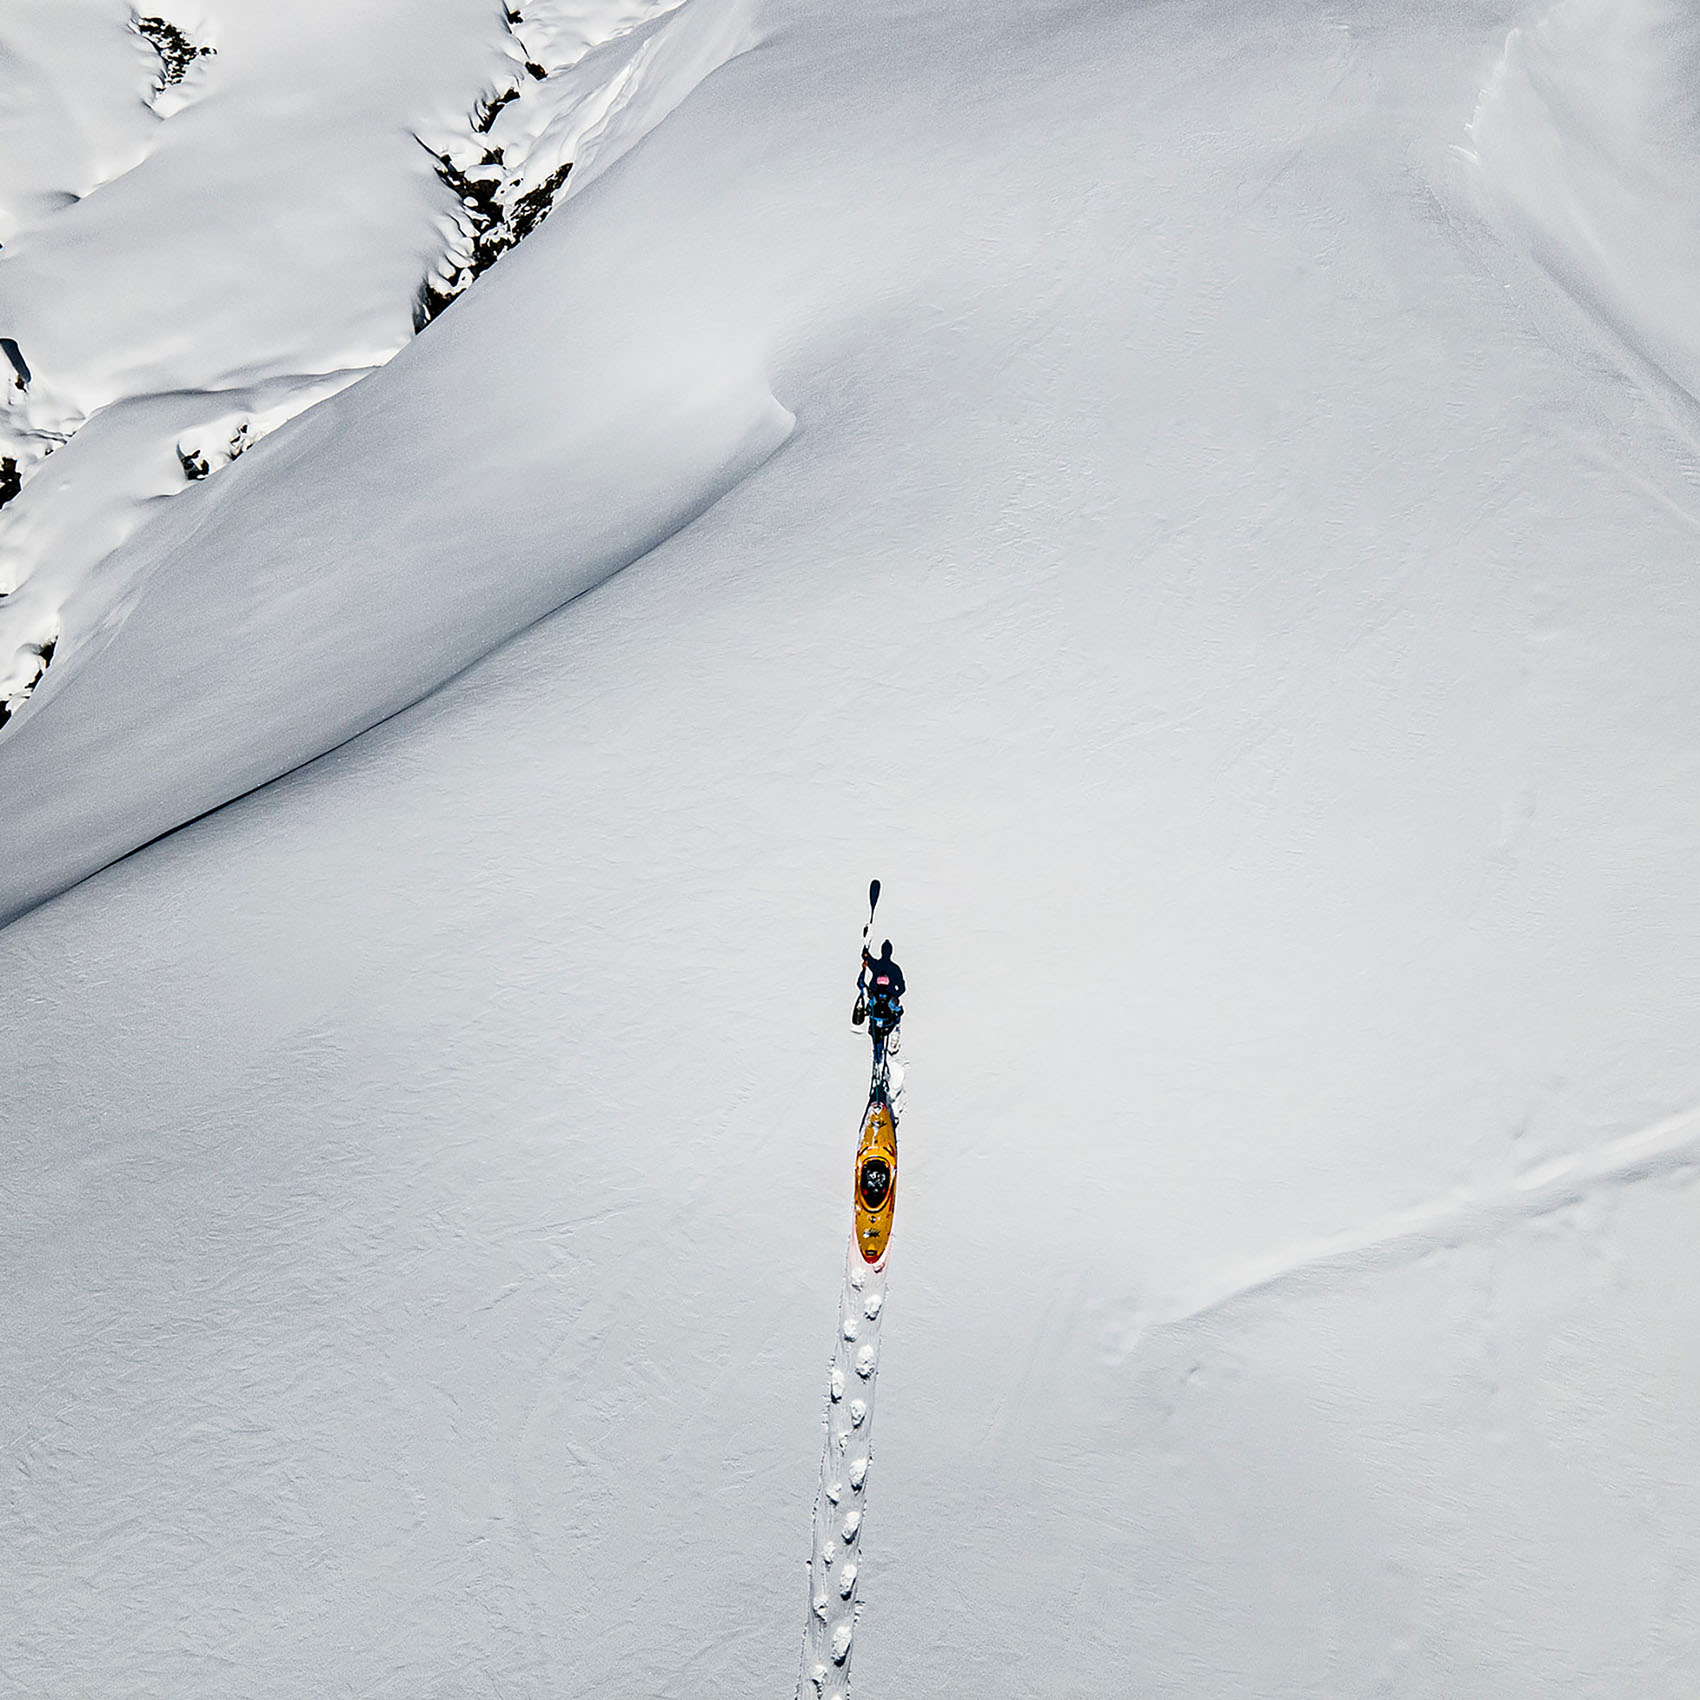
4 0 1699 1694
0 0 758 736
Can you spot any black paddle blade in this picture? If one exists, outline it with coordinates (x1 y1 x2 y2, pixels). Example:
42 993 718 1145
869 879 881 913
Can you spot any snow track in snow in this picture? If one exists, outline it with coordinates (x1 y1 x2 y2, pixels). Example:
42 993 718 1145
798 1051 903 1700
1139 1098 1700 1342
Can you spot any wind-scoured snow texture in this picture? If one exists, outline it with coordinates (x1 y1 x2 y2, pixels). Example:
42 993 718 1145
5 0 1700 1694
797 1240 890 1700
1466 0 1700 415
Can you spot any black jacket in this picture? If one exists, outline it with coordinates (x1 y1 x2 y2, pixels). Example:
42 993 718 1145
862 950 905 1000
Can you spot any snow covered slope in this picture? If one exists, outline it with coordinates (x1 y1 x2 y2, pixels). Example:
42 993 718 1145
0 0 494 710
0 0 759 738
4 0 1700 1694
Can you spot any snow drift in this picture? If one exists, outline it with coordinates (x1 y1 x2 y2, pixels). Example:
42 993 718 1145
1467 0 1700 415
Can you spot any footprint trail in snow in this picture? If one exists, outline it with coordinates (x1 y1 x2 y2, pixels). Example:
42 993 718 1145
797 1057 903 1700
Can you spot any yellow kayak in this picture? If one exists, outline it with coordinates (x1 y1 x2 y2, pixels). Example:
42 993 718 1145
854 1100 897 1264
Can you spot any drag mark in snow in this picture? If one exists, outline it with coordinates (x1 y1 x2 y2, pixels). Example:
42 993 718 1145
797 1239 888 1700
798 1052 904 1700
1143 1101 1700 1339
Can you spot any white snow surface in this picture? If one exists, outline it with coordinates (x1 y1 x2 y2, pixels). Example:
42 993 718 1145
4 0 1700 1693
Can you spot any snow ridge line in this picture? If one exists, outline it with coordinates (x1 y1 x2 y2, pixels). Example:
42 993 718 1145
1146 1101 1700 1337
0 378 794 933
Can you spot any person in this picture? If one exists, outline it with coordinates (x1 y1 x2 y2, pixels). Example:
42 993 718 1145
860 939 905 1046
